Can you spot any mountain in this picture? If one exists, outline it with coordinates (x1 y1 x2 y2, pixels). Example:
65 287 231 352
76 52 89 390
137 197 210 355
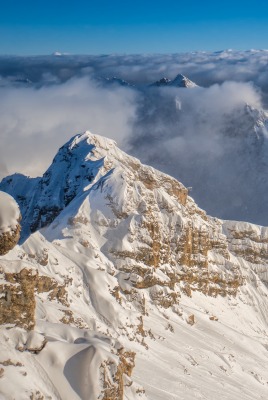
170 73 198 88
151 74 198 88
0 132 268 399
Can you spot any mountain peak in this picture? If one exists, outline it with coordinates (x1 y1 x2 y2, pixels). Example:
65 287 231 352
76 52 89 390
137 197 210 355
69 130 117 152
0 131 133 237
150 74 198 88
170 73 198 88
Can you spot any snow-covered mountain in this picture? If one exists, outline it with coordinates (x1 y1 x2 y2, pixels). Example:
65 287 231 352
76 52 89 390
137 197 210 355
0 132 268 399
151 74 198 88
130 87 268 225
0 191 21 255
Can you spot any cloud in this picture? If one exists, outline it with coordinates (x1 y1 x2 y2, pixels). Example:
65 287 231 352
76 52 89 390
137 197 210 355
2 50 268 94
0 77 138 177
0 161 8 181
129 81 268 224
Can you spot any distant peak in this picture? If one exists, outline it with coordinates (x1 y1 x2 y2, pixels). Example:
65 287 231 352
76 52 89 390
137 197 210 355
170 74 198 88
150 74 198 88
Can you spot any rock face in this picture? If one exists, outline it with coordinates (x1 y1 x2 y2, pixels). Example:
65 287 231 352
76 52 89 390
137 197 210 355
224 220 268 283
0 191 21 255
0 264 37 330
0 224 20 255
0 131 268 400
0 260 71 330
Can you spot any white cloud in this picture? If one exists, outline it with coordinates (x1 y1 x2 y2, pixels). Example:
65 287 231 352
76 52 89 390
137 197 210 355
0 77 137 177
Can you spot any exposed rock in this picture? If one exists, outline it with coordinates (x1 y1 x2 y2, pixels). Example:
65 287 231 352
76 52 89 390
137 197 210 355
0 266 37 330
0 263 70 330
224 221 268 264
209 316 218 321
17 331 47 354
224 221 268 284
0 223 21 255
0 359 23 367
101 350 136 400
187 314 195 326
29 391 45 400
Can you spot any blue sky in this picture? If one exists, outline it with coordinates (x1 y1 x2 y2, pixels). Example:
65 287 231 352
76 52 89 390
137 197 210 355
1 0 268 54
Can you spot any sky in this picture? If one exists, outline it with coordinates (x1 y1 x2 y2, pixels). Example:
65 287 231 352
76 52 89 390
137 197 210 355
1 0 268 54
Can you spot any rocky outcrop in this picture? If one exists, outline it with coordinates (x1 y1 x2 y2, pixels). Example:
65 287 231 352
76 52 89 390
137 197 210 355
101 350 136 400
224 221 268 264
0 266 37 330
0 262 70 330
0 223 21 255
223 220 268 284
96 140 243 299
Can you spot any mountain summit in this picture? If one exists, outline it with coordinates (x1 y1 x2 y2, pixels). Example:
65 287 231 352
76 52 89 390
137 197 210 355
0 131 268 399
170 73 198 88
151 73 198 88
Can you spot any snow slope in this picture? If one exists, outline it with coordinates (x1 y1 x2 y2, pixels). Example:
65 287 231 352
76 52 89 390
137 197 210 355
0 131 268 399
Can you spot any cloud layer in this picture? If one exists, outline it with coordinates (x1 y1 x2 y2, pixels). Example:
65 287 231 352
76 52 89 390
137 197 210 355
0 77 137 177
2 50 268 93
1 50 268 224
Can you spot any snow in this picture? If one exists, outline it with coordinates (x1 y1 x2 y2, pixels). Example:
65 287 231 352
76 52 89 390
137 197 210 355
0 191 20 234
